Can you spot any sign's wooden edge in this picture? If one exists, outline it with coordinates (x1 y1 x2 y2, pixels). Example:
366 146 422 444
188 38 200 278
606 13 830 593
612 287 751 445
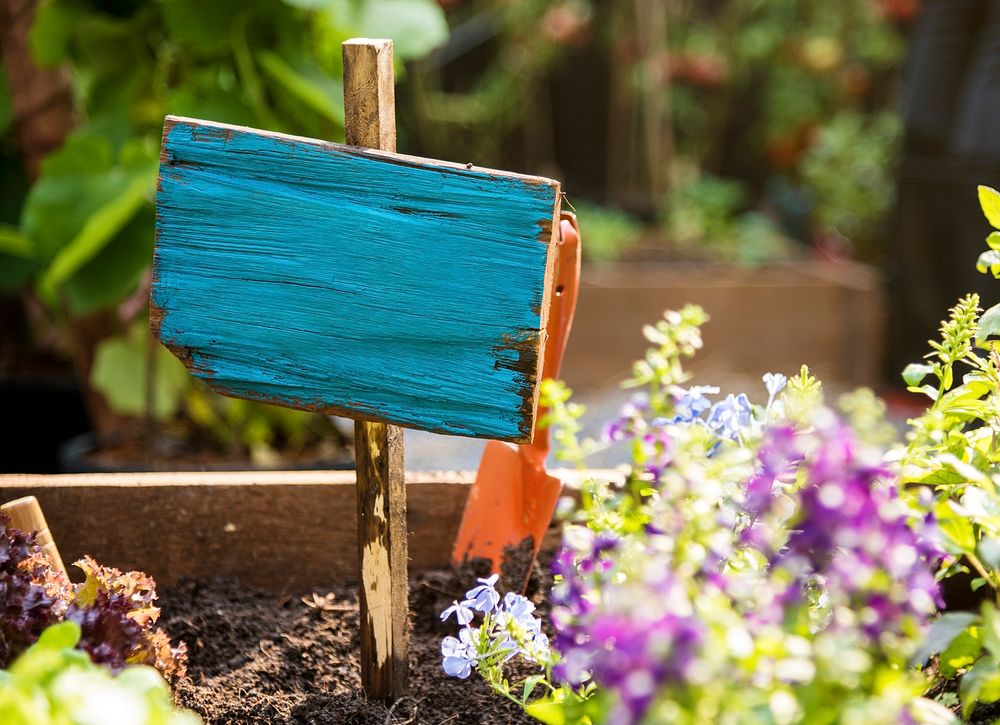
151 116 562 445
161 115 562 192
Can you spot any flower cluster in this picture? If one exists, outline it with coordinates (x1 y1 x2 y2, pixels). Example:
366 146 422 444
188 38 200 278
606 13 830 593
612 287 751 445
452 305 961 724
440 574 555 702
549 409 947 723
771 416 943 639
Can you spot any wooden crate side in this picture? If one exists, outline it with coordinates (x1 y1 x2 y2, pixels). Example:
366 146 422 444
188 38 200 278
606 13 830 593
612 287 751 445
0 470 602 591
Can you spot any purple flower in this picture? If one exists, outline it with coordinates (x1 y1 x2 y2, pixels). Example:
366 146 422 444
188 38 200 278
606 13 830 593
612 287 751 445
766 418 942 636
465 574 500 613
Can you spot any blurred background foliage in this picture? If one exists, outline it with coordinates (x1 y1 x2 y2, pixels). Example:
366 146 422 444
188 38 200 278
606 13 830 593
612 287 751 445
0 0 913 465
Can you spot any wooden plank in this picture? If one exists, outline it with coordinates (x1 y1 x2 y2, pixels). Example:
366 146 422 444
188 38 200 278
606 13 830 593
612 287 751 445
152 115 560 443
354 421 407 698
343 38 408 701
0 471 608 590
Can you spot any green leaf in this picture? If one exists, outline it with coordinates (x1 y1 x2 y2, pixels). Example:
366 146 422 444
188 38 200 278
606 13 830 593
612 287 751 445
939 513 977 555
37 162 155 302
978 303 1000 342
322 0 448 59
0 224 34 259
0 72 11 135
915 613 980 663
908 384 940 401
988 231 1000 252
161 0 250 54
983 604 1000 659
29 0 88 67
62 206 154 315
90 331 190 420
525 699 567 725
941 627 983 678
962 658 1000 717
902 362 934 387
33 620 81 651
258 51 344 124
980 186 1000 230
977 537 1000 571
978 249 1000 278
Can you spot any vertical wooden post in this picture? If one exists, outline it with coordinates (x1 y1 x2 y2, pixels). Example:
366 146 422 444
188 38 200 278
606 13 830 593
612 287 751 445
1 495 67 577
342 38 409 702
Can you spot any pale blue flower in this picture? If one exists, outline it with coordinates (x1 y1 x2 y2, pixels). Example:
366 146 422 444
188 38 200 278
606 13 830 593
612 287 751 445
440 599 475 625
441 627 479 679
763 372 787 411
763 372 787 398
671 385 719 423
502 592 535 622
707 393 753 441
466 574 501 613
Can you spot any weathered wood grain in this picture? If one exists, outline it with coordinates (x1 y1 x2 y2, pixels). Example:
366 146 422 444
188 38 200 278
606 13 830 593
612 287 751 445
343 38 409 701
354 421 408 698
0 471 610 590
152 115 560 442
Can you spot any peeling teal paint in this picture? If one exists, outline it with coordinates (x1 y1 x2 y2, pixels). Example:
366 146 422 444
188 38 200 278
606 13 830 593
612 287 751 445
152 117 559 442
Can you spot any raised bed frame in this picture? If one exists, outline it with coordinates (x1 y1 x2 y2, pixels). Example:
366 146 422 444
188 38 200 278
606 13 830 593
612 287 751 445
0 471 599 590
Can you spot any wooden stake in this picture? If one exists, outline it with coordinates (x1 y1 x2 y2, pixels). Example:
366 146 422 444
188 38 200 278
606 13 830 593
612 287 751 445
342 38 409 701
1 495 67 576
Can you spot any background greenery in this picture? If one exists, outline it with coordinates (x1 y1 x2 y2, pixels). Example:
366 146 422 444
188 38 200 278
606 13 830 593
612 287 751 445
0 0 913 461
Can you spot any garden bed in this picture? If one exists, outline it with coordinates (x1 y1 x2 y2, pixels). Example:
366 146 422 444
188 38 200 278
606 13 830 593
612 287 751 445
0 470 580 722
563 260 884 390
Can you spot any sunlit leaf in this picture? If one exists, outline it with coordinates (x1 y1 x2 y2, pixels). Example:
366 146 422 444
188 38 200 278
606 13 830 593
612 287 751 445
978 302 1000 342
980 186 1000 230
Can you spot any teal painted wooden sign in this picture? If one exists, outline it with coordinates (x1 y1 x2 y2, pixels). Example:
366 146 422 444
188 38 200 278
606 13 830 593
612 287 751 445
152 116 561 442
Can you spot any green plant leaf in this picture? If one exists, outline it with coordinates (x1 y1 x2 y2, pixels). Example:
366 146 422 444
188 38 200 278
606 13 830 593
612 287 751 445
258 51 344 124
902 363 934 387
962 657 1000 718
980 538 1000 571
90 331 190 419
941 626 983 678
0 224 34 259
978 249 1000 278
323 0 448 59
988 231 1000 252
37 163 155 302
939 512 977 555
980 186 1000 230
915 613 980 664
62 207 154 315
978 302 1000 342
29 0 88 67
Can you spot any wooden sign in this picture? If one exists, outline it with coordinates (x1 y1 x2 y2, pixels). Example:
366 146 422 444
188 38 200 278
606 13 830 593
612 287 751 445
151 116 561 443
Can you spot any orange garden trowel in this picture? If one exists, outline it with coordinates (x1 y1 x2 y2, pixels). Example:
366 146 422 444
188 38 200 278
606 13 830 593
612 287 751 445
452 211 581 591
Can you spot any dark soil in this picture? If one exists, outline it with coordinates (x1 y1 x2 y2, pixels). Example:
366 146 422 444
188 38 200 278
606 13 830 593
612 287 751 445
161 558 549 724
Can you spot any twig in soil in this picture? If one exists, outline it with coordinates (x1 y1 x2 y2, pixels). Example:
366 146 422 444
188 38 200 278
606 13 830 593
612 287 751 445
382 696 421 725
435 715 459 724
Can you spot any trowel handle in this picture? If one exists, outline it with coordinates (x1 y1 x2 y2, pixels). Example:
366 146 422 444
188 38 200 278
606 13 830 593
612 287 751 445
532 211 581 456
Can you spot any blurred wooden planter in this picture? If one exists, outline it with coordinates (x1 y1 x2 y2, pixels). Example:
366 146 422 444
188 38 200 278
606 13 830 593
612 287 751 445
0 470 595 591
562 260 885 391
